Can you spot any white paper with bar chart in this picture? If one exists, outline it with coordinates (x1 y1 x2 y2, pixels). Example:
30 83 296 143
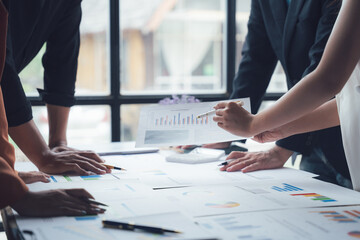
136 98 250 147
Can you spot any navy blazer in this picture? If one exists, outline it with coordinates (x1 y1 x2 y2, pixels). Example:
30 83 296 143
231 0 350 179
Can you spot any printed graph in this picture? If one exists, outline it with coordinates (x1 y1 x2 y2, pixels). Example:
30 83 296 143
344 210 360 219
154 113 209 127
74 215 99 221
271 183 303 192
290 193 336 202
314 211 357 223
205 201 240 208
348 231 360 238
213 216 261 231
50 174 117 183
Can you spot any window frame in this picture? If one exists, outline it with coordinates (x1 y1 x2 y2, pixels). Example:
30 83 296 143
27 0 283 142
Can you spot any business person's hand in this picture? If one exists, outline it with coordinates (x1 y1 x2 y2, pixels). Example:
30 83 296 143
9 120 110 177
18 171 51 184
220 146 292 172
12 189 106 217
213 101 254 137
37 148 110 176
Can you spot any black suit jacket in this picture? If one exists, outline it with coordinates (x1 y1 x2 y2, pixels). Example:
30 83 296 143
231 0 350 179
1 0 81 127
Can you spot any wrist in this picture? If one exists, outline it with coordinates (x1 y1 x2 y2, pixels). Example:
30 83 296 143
270 146 293 163
48 140 67 149
33 148 54 169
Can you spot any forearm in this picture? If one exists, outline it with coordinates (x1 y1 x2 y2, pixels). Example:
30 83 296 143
280 99 340 138
47 104 70 148
252 0 360 135
8 120 50 167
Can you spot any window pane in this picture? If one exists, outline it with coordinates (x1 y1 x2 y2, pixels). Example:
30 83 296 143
33 106 111 145
236 0 286 94
19 1 110 96
121 104 149 141
120 0 226 95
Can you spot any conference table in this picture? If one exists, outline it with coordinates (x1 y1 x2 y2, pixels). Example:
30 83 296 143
2 141 360 240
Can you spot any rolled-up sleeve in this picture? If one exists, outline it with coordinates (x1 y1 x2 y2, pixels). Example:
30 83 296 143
40 1 82 107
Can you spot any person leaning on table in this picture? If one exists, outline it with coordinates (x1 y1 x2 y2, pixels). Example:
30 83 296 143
211 0 351 188
213 0 360 191
0 0 109 176
0 0 104 217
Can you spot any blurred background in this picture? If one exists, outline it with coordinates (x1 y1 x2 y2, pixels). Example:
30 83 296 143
18 0 286 145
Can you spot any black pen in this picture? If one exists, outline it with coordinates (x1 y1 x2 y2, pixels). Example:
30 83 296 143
218 161 229 166
102 220 182 234
102 164 127 171
82 198 108 207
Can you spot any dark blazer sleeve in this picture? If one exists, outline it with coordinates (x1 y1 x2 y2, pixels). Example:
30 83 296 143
230 0 278 114
40 1 82 107
276 0 340 153
1 46 33 127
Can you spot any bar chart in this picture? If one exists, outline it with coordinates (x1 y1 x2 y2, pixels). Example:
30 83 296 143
154 113 210 127
314 211 357 223
290 193 337 202
271 183 303 192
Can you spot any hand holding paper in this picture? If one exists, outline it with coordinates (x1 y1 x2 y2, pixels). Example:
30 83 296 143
135 98 251 147
213 100 254 138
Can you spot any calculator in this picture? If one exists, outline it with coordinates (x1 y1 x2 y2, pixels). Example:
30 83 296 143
166 148 225 164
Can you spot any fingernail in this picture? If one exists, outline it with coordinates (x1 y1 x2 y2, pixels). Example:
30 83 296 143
92 207 105 212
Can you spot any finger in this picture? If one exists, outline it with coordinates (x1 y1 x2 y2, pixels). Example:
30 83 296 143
213 102 227 110
213 116 223 123
62 198 105 216
76 150 105 163
227 101 239 109
60 206 89 217
226 159 255 172
72 159 107 174
73 155 108 172
38 175 51 183
62 163 90 176
219 165 228 171
215 108 225 116
241 162 263 173
219 159 240 171
227 151 247 160
65 188 95 200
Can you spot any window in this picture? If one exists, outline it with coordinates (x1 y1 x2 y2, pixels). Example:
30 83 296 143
19 0 284 144
120 0 226 94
